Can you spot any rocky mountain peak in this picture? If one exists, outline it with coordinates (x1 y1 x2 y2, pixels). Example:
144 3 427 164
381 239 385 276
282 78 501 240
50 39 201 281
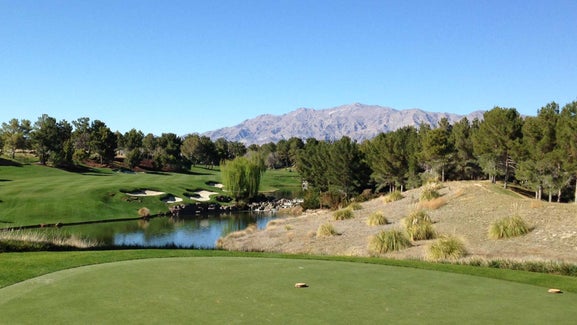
203 103 483 145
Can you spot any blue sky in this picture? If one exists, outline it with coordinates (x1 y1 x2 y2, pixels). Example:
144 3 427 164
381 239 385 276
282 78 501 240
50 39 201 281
1 0 576 136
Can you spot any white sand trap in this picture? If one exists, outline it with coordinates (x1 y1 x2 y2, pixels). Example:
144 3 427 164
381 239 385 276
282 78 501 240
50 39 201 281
163 196 183 204
207 182 224 189
127 190 165 197
190 190 218 202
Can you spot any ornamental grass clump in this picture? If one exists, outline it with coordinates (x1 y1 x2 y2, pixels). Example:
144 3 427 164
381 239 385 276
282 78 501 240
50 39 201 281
333 208 354 220
428 235 467 261
138 207 151 218
383 191 404 203
0 230 100 251
316 223 337 237
368 229 411 254
418 197 447 210
420 186 441 202
348 202 363 210
404 210 436 241
488 215 530 239
366 211 388 226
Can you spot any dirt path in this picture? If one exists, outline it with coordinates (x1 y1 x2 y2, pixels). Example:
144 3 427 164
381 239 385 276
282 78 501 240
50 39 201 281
218 181 577 263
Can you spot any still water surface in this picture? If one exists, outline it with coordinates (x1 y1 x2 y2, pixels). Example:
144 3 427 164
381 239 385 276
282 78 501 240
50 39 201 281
65 212 276 249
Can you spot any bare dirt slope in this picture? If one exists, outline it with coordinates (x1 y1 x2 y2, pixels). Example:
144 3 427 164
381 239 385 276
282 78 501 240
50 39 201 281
219 181 577 263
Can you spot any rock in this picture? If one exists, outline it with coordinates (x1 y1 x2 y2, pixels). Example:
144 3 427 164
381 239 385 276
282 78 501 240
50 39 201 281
294 282 308 288
548 288 563 294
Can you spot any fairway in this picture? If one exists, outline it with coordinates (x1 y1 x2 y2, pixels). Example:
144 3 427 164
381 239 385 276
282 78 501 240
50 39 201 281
0 257 575 324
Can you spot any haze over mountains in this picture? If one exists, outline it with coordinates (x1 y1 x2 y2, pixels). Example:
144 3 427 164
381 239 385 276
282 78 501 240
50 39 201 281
203 103 484 145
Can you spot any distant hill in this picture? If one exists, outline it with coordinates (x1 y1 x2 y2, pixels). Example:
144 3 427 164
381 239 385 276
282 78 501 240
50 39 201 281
203 103 484 145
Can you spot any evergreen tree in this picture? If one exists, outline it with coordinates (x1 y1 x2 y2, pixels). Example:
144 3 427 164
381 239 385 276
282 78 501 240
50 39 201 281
90 120 117 165
557 101 577 203
296 139 330 192
71 117 91 162
472 107 523 188
420 118 453 182
327 136 370 198
450 117 479 180
517 102 561 200
30 114 59 165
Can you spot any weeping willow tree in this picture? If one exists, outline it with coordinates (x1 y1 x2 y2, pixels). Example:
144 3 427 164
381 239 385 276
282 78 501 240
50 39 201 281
220 155 265 203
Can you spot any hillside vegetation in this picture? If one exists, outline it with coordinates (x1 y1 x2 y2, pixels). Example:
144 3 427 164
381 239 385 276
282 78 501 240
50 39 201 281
219 181 577 264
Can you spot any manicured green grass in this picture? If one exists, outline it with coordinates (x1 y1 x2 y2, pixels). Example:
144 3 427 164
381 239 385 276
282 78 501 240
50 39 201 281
1 251 576 323
259 167 302 196
0 163 300 226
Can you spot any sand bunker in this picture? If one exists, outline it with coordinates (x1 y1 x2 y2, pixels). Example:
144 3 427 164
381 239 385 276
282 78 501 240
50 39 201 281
207 182 224 189
190 190 218 202
162 196 183 204
126 190 165 197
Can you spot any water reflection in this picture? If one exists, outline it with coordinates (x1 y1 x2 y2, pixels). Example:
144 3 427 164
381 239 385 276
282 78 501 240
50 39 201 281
67 212 276 249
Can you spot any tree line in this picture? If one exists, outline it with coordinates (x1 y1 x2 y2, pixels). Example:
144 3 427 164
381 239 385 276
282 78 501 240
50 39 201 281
2 100 577 204
0 114 247 171
294 101 577 205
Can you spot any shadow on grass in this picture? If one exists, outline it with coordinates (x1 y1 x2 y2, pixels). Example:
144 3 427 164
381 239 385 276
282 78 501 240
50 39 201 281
58 164 114 176
0 158 22 167
144 171 172 176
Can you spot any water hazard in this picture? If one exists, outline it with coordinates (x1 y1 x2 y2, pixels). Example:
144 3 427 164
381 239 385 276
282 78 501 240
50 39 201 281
61 212 276 249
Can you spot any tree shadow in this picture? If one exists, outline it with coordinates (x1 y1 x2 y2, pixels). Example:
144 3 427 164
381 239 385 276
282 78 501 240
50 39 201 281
144 171 172 176
57 165 116 176
0 158 22 167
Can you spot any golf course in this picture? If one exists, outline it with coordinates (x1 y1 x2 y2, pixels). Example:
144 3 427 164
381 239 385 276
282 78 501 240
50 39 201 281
1 161 577 323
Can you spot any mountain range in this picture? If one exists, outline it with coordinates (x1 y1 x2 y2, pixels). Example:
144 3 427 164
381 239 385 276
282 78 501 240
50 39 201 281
203 103 484 145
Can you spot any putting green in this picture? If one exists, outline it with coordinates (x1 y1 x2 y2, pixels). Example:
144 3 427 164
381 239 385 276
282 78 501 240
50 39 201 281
0 257 575 324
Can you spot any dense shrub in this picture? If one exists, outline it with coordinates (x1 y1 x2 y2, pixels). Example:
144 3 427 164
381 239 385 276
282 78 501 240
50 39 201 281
300 190 320 210
428 235 467 260
355 188 374 202
404 210 435 240
488 215 530 239
368 229 411 254
320 191 346 210
366 211 388 226
333 208 354 220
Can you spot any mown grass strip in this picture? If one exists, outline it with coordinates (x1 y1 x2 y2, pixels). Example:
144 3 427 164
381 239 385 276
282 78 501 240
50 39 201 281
1 250 576 293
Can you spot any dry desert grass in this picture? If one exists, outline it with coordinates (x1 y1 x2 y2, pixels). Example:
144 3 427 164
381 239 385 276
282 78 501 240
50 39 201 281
218 181 577 264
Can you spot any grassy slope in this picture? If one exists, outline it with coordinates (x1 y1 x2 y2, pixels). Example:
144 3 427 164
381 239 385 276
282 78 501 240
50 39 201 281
1 251 576 323
0 163 299 226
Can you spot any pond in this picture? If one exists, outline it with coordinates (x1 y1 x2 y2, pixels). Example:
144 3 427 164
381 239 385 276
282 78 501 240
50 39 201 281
59 212 277 249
